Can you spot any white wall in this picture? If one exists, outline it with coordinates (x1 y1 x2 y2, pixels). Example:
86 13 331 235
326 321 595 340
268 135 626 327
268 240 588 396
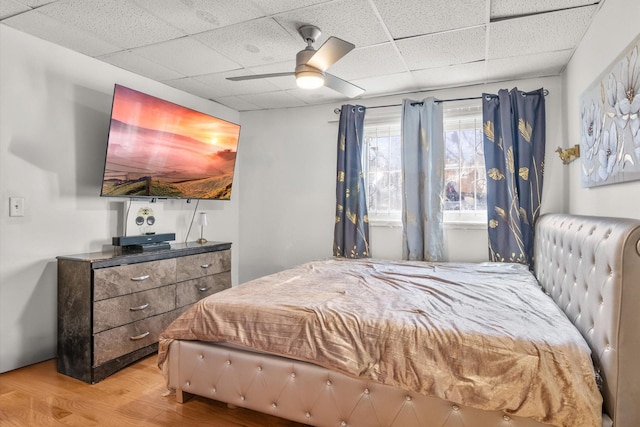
0 26 240 373
564 0 640 218
238 105 337 282
239 76 565 282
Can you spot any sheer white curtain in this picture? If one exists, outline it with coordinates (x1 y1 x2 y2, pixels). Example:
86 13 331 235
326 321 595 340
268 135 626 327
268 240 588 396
401 97 445 261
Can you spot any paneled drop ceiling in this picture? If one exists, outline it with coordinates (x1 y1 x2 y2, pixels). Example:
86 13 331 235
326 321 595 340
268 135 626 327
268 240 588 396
1 0 602 111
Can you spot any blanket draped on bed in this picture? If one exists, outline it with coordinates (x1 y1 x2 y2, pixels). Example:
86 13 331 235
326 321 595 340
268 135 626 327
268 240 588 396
158 259 601 427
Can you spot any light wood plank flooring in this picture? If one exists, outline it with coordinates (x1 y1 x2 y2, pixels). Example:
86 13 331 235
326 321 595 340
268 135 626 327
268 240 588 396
0 355 307 426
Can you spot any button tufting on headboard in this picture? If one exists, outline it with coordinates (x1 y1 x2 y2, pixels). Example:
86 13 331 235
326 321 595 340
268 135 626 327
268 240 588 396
534 214 640 427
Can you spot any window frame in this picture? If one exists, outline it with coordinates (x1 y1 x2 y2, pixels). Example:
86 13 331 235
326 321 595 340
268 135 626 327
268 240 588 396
362 121 402 225
362 101 487 228
441 103 487 226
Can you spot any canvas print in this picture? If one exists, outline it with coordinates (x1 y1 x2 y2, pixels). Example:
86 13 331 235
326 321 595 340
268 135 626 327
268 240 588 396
580 35 640 187
101 85 241 200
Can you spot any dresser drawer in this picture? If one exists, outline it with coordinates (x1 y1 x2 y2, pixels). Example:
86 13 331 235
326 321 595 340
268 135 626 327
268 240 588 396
93 310 177 365
176 249 230 282
176 272 231 308
93 285 176 333
94 258 176 301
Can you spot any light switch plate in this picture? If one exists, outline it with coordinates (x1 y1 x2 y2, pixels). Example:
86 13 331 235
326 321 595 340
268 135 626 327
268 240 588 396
10 197 24 217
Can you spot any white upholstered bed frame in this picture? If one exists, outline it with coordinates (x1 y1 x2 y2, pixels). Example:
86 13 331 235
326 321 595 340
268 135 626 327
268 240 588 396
166 214 640 427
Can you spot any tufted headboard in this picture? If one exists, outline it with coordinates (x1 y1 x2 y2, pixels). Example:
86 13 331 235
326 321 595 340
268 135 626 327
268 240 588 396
534 214 640 427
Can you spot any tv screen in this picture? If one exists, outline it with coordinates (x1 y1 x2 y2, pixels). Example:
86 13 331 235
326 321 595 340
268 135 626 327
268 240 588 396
100 84 240 200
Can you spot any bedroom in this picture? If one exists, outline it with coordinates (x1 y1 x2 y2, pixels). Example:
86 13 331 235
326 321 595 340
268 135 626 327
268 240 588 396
1 0 639 425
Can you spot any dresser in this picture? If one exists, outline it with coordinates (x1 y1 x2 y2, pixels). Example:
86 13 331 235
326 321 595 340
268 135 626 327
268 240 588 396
57 241 231 383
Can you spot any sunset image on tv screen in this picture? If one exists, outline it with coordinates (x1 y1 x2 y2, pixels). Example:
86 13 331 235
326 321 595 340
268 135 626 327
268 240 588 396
101 85 240 200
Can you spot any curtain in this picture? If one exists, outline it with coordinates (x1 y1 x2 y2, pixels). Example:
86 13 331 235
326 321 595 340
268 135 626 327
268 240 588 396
401 97 445 261
482 88 546 268
333 104 370 258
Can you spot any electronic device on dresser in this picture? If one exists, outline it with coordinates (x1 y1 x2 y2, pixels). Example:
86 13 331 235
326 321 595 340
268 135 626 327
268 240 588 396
112 232 176 252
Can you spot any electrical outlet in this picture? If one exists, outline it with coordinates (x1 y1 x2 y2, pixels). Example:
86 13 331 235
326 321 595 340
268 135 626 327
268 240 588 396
9 197 24 217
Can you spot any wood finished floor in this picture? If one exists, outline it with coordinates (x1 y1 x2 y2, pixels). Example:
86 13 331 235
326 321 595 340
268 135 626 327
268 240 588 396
0 355 307 426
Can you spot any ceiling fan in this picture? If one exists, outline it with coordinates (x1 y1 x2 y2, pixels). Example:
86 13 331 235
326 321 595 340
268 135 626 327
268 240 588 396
226 25 365 98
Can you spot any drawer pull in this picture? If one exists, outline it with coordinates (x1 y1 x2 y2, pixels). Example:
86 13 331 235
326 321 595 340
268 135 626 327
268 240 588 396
130 332 150 341
198 286 211 292
130 303 149 311
131 275 150 281
200 263 211 269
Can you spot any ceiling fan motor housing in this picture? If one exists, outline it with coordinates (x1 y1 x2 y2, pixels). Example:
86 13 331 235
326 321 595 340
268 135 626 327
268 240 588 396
295 47 325 89
296 49 323 74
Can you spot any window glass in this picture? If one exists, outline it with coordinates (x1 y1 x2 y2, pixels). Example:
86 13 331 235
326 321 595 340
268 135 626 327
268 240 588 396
443 109 486 221
364 125 402 220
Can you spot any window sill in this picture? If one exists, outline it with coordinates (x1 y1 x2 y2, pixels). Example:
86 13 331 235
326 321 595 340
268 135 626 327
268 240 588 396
369 220 487 230
369 219 402 228
444 221 487 230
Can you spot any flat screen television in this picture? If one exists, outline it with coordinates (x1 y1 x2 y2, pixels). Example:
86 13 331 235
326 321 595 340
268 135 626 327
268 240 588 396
100 84 240 200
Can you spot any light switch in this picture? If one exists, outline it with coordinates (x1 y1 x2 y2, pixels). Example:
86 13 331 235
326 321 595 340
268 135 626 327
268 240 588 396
9 197 24 217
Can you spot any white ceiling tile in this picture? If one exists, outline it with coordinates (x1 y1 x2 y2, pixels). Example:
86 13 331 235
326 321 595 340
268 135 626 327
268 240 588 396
274 0 389 49
491 0 597 19
194 18 301 67
286 86 349 104
489 5 597 59
237 90 308 109
12 0 55 6
411 61 487 91
352 72 418 97
131 36 241 77
192 69 282 97
372 0 486 39
214 96 262 111
396 26 486 71
485 50 573 81
133 0 265 34
98 50 185 81
327 43 407 81
36 0 185 49
0 0 30 19
3 10 122 56
162 77 224 100
252 0 330 15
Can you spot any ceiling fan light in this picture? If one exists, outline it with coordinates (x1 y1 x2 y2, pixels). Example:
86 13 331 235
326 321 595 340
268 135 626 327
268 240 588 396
296 71 325 89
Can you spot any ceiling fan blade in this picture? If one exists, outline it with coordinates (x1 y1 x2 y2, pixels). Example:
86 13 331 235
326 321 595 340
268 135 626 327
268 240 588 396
324 73 365 98
226 72 294 81
306 36 355 71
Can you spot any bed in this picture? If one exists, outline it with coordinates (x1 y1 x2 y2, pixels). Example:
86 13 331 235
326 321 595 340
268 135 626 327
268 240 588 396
158 214 640 427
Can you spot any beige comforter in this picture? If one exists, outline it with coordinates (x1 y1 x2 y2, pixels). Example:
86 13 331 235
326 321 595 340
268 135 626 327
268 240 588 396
158 259 602 427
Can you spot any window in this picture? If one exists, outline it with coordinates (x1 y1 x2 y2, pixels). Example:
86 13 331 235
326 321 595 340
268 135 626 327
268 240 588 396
362 101 486 225
363 124 402 221
442 103 486 224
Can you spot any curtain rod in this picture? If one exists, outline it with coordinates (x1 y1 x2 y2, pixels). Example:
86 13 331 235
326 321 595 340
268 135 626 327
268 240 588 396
333 88 549 114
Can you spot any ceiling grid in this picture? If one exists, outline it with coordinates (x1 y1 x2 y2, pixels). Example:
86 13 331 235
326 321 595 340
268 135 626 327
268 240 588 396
0 0 602 110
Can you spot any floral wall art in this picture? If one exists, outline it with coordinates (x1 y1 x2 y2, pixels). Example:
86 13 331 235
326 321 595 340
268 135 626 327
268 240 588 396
580 35 640 187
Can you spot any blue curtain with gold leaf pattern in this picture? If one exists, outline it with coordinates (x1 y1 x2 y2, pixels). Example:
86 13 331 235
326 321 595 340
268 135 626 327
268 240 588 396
401 98 445 261
482 88 546 269
333 105 370 258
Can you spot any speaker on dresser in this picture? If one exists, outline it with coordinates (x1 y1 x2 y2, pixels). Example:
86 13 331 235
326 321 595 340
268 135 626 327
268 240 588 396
112 233 175 247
